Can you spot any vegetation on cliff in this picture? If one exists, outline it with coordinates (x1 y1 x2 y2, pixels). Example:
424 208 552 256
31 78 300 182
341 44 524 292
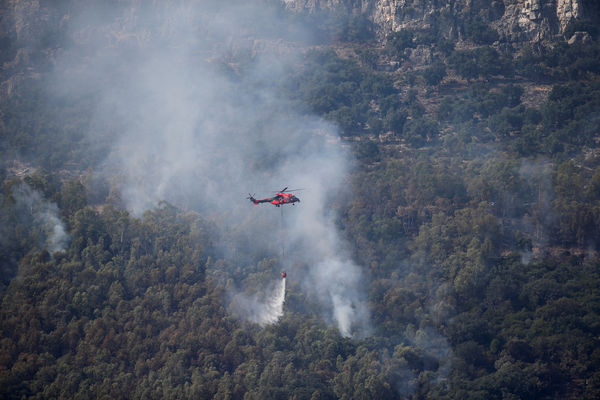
1 2 600 399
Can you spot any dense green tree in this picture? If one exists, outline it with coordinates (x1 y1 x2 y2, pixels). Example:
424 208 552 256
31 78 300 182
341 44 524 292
2 7 600 399
423 62 447 86
386 30 416 57
464 21 499 45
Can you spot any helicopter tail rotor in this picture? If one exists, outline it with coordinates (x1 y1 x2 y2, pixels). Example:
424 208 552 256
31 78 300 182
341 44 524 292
247 193 258 204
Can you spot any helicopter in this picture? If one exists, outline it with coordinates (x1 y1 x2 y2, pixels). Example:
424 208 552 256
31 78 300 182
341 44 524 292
247 187 301 207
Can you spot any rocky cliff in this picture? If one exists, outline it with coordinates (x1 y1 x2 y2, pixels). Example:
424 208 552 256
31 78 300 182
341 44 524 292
0 0 597 96
285 0 595 45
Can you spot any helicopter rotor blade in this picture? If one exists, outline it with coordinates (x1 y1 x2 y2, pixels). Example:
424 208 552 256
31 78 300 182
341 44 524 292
269 187 305 194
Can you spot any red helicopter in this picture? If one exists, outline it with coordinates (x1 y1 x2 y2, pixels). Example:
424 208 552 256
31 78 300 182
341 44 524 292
247 187 301 207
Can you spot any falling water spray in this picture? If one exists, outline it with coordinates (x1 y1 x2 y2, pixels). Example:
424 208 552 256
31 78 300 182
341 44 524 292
259 275 286 325
231 275 286 326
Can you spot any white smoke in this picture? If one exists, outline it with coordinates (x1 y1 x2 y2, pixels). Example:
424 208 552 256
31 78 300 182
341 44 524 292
49 1 370 336
313 259 370 336
12 183 70 254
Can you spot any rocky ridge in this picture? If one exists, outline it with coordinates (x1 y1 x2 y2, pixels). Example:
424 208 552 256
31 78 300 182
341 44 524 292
0 0 597 98
285 0 592 44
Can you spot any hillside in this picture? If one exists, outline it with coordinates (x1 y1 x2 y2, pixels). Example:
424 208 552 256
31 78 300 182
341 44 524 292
285 0 599 44
1 1 600 399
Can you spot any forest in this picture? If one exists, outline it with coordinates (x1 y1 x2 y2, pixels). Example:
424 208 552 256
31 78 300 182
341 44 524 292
1 1 600 399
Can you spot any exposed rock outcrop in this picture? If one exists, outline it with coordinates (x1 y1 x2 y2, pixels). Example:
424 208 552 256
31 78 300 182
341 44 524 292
568 30 591 44
0 0 596 96
284 0 590 45
496 0 583 43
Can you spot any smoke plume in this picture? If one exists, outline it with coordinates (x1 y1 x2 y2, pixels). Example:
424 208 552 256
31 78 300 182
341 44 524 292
49 1 370 335
12 183 70 254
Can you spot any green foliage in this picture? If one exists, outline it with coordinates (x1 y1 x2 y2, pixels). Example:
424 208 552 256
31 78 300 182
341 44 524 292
3 10 600 400
293 10 375 44
423 62 447 86
386 30 416 57
0 178 75 287
517 40 600 81
1 204 215 398
551 161 600 246
383 109 407 134
563 18 600 41
330 14 375 43
355 141 380 162
527 81 600 156
402 118 439 146
437 38 455 56
464 21 499 45
448 47 512 80
1 192 463 399
289 50 402 136
0 80 102 171
437 82 527 130
58 179 87 218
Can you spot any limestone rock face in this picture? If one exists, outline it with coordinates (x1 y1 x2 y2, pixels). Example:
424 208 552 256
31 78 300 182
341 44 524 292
497 0 583 43
284 0 589 45
568 30 591 44
0 0 594 93
557 0 581 30
408 44 432 65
